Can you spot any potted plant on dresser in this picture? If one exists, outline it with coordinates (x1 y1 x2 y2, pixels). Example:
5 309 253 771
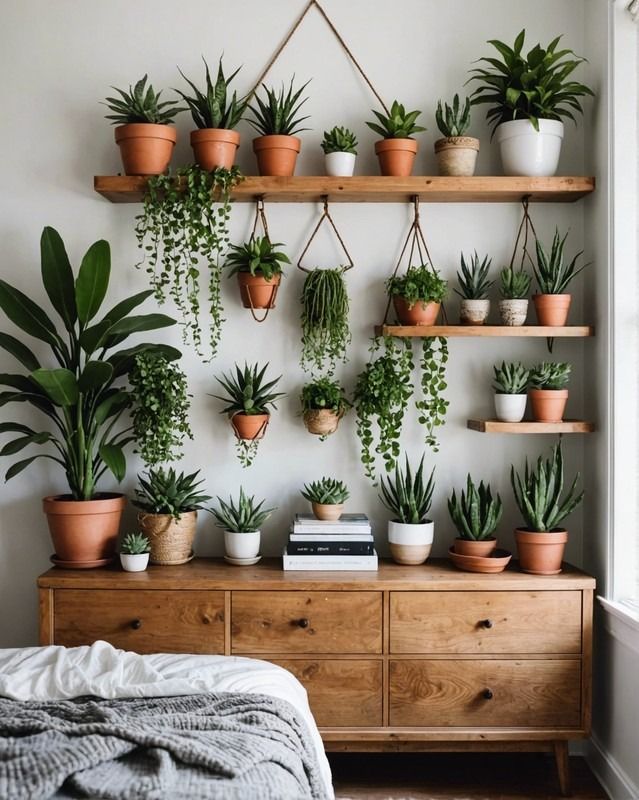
511 442 583 574
225 236 290 313
532 228 588 326
498 267 531 326
493 361 530 423
433 94 479 176
386 264 448 325
366 100 426 176
300 377 351 439
529 361 570 422
321 126 358 176
0 227 179 568
301 477 349 521
119 533 151 573
209 487 275 565
455 251 493 325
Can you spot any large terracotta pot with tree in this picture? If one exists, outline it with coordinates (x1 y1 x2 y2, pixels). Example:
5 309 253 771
366 100 425 177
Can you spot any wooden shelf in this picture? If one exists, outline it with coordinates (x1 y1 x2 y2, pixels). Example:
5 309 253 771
467 419 595 434
94 175 595 204
375 325 594 338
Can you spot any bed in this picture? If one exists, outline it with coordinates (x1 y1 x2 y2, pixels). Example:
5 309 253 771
0 640 333 799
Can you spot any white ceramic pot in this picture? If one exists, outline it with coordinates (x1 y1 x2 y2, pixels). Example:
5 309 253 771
120 553 149 572
224 529 260 560
388 520 434 565
495 119 564 177
460 298 490 325
494 393 527 423
325 152 356 177
499 298 528 326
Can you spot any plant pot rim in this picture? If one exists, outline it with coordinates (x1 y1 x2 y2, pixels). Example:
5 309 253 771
495 392 527 397
237 271 282 283
394 296 441 308
224 528 260 534
191 127 240 140
375 138 419 154
325 150 357 156
136 508 198 519
529 388 569 397
434 136 480 152
390 517 433 525
455 535 496 542
231 411 271 419
253 134 301 152
43 493 127 514
533 293 571 300
515 526 567 534
115 123 177 142
496 118 565 133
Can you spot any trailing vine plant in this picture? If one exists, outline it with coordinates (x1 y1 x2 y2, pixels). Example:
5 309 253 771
134 164 243 359
300 267 351 376
416 337 449 452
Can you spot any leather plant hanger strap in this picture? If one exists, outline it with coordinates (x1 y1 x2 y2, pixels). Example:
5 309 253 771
507 196 538 272
230 412 270 440
297 197 355 273
250 197 271 242
246 0 389 115
247 278 279 324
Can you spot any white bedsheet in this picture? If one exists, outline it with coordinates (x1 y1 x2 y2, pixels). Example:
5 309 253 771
0 641 334 798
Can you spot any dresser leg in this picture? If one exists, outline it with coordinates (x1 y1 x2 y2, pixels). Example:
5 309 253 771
553 740 571 796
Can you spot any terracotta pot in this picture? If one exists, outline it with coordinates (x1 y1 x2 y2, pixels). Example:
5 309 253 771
43 493 126 566
312 502 344 521
449 545 512 574
253 135 301 176
138 510 197 565
114 123 176 176
499 298 528 326
374 138 418 176
532 294 571 326
237 272 280 309
388 520 434 565
515 527 568 574
191 128 240 170
529 388 568 422
393 296 440 326
460 298 490 325
231 413 270 440
453 537 497 557
434 137 479 176
303 408 341 437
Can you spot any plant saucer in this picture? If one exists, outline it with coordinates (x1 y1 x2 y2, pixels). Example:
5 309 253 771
224 555 262 566
50 554 115 569
448 546 512 574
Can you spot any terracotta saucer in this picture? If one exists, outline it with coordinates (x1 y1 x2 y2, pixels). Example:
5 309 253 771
448 546 512 574
50 554 115 569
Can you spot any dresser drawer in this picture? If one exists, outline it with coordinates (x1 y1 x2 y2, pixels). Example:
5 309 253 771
54 589 225 654
390 659 581 728
231 591 382 654
271 659 383 727
390 591 582 654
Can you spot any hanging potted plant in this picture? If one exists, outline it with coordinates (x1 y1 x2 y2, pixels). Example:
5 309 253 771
103 74 181 175
366 100 426 176
321 126 358 176
532 228 588 326
499 267 531 326
433 94 479 176
0 227 180 567
300 377 351 439
493 361 530 423
209 487 275 563
300 268 351 375
448 475 502 558
301 477 349 521
119 533 151 573
379 454 435 565
386 264 447 326
248 77 311 176
511 442 583 574
529 361 571 422
175 56 248 170
455 251 493 325
224 236 290 312
468 30 594 176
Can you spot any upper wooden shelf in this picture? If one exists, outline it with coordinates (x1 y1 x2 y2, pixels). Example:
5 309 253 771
94 175 596 204
468 419 595 434
374 325 594 338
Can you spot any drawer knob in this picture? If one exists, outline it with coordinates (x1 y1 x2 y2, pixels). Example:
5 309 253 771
481 619 493 629
483 688 494 700
297 618 310 629
130 618 142 630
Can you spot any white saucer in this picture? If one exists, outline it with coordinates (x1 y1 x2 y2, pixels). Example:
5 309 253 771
224 555 262 566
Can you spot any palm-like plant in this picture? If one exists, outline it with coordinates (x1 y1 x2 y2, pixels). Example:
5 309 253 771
435 94 471 138
248 78 311 136
103 74 181 125
209 487 275 532
378 454 435 524
533 229 588 294
224 236 290 281
455 252 493 300
212 362 284 416
175 57 248 130
448 475 503 541
366 100 426 139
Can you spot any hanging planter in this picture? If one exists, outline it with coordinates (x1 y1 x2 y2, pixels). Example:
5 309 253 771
433 95 479 177
300 377 351 440
366 100 425 177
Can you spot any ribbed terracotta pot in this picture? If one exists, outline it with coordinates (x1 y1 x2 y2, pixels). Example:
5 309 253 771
191 128 240 170
533 294 571 326
237 273 280 309
231 413 270 440
453 537 497 557
434 136 479 176
529 388 568 422
374 138 418 176
312 502 344 521
114 123 176 175
43 493 126 566
393 296 440 326
138 510 197 565
303 408 341 437
253 135 301 176
515 527 568 574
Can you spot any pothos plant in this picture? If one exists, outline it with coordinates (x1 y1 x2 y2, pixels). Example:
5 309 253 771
134 164 243 360
300 267 351 376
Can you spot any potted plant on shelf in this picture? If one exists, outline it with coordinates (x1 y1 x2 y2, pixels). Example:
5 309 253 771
301 477 349 521
379 454 435 565
119 533 151 573
433 94 479 176
175 56 248 170
529 362 570 422
366 100 426 176
300 377 351 439
468 29 594 176
448 475 503 558
455 252 493 325
511 442 583 574
248 77 311 176
493 361 530 423
0 226 179 567
103 74 181 175
386 264 447 326
134 467 211 565
212 362 285 467
532 228 588 326
499 267 531 326
300 268 351 376
321 126 358 176
209 487 275 563
225 236 290 311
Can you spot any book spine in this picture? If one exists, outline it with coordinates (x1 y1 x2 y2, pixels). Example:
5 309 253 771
289 534 373 543
286 542 374 556
283 556 378 571
292 525 372 534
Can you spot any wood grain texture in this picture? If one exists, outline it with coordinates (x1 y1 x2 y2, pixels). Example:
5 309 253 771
467 419 595 433
389 659 581 728
271 659 383 727
375 325 594 338
231 591 382 654
390 591 582 655
38 588 53 645
554 740 571 796
581 590 593 733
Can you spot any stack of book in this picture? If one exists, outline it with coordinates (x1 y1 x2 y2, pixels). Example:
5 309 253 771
283 513 378 571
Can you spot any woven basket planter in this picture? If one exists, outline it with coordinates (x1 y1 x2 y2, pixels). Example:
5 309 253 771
137 510 197 565
302 408 341 437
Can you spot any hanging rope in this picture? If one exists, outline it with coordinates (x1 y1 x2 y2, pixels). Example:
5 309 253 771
297 197 355 273
244 198 279 323
251 196 271 241
507 196 537 272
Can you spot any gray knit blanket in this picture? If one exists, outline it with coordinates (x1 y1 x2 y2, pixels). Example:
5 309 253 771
0 692 328 800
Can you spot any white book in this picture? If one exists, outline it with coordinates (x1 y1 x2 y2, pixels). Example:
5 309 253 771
292 525 373 534
289 533 374 542
283 549 378 571
295 513 369 526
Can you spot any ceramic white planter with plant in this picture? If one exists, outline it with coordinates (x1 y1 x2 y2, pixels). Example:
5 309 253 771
120 553 149 572
495 393 527 423
499 298 528 326
460 298 490 325
388 520 434 565
325 152 356 177
224 530 260 560
495 119 564 177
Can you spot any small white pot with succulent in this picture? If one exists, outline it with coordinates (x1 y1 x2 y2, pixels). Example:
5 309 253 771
209 487 275 563
321 125 358 177
433 94 479 176
120 533 151 572
498 267 531 326
456 251 493 325
301 476 349 521
493 361 530 422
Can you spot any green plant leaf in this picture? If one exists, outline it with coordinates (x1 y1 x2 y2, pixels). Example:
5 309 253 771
0 331 41 371
99 443 126 482
5 456 39 481
79 360 114 392
31 368 79 406
0 279 62 350
40 226 77 332
75 239 111 324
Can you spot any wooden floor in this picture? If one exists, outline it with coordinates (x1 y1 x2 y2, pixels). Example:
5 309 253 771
329 753 608 800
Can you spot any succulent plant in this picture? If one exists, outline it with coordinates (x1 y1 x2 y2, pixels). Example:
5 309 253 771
301 477 349 505
455 252 493 300
366 100 426 139
435 94 471 137
225 236 290 281
175 56 248 130
120 532 151 555
493 362 530 395
386 265 448 309
448 474 503 541
213 362 284 416
533 229 588 294
500 267 532 299
378 454 435 524
248 77 311 136
321 126 358 155
103 74 181 125
209 487 275 532
133 468 212 520
529 361 571 390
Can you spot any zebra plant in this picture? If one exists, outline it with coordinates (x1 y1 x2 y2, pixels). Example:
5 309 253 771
448 475 503 541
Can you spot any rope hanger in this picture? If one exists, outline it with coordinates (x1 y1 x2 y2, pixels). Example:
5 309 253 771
508 196 537 272
297 197 355 273
244 197 279 323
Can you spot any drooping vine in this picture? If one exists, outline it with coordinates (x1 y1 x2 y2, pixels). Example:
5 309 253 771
416 336 449 452
300 267 351 376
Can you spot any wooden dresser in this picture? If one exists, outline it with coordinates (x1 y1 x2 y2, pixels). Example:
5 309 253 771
38 558 594 795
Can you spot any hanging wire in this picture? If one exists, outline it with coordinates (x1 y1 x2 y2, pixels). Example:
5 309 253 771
297 197 355 273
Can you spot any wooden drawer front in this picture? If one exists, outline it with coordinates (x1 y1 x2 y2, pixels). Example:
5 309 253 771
390 591 582 654
390 659 581 728
231 591 382 654
271 659 383 727
54 590 225 654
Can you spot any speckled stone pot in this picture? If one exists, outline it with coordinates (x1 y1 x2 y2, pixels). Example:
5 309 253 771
499 298 528 326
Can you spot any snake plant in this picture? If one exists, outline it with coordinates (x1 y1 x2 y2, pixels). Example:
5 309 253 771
533 229 588 294
209 487 275 532
103 74 181 125
378 454 435 524
455 252 493 300
448 475 503 540
529 361 570 390
435 94 471 137
500 267 532 299
248 77 311 136
175 56 248 130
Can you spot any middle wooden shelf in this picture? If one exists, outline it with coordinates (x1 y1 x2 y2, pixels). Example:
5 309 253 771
374 325 594 338
467 420 595 434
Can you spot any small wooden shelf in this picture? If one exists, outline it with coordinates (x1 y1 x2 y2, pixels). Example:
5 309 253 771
94 175 595 204
374 325 594 338
467 419 595 434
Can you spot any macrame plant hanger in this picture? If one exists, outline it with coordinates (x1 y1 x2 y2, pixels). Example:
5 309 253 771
297 197 354 273
243 197 279 323
508 195 537 274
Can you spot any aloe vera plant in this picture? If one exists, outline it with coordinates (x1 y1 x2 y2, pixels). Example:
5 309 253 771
225 237 290 280
321 126 358 154
209 487 275 532
133 467 211 520
500 267 532 299
301 477 349 505
366 100 426 139
212 362 284 416
435 94 471 138
120 532 151 555
248 78 311 136
529 361 570 390
175 56 248 130
455 252 493 300
448 475 503 541
378 454 435 524
533 229 588 294
493 362 530 395
103 74 181 125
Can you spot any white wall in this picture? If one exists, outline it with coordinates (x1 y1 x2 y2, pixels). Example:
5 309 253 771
0 0 588 647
